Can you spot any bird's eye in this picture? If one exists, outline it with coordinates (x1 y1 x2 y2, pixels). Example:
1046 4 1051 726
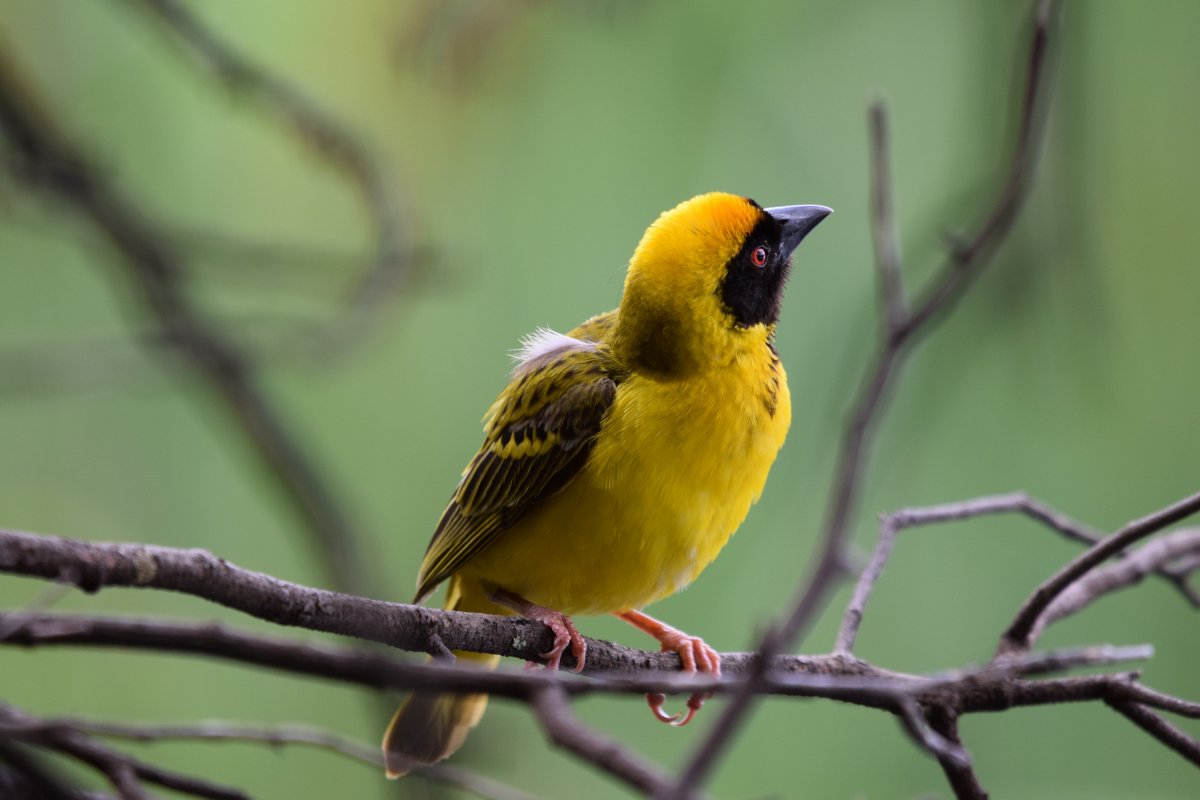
751 246 769 268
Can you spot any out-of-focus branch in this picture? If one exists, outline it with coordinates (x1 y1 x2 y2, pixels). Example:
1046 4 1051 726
669 3 1062 796
0 704 246 800
1000 490 1200 653
0 737 110 800
835 495 1200 656
1033 528 1200 638
1106 701 1200 768
0 705 537 800
923 709 985 800
0 41 375 598
127 0 414 357
531 687 681 798
868 101 907 332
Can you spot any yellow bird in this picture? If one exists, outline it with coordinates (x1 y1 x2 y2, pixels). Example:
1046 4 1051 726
383 192 831 776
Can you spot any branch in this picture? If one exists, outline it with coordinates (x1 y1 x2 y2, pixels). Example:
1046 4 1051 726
922 708 986 800
0 704 245 800
0 35 375 598
3 606 1196 795
835 495 1200 655
868 101 907 332
1000 489 1200 653
1106 702 1200 768
669 2 1062 795
1 705 536 800
0 737 111 800
127 0 415 358
530 688 681 799
1033 528 1200 638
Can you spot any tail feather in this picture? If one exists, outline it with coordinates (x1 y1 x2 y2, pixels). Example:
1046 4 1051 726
382 676 493 778
382 576 508 777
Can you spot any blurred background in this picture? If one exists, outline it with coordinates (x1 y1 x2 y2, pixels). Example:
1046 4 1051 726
2 0 1199 797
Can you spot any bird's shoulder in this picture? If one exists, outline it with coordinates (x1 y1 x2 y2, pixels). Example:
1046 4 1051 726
414 315 624 602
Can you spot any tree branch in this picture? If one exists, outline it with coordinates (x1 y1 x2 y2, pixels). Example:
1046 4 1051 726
0 33 376 598
836 495 1200 655
1106 701 1200 769
922 707 987 800
0 703 536 800
669 3 1062 795
0 704 246 800
126 0 415 358
1033 528 1200 638
531 687 682 799
1000 490 1200 653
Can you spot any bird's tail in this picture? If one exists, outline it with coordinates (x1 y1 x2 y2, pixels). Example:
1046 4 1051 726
382 576 508 778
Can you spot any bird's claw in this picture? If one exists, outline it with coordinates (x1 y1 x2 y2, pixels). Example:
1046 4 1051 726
490 589 586 672
643 627 720 726
536 611 587 672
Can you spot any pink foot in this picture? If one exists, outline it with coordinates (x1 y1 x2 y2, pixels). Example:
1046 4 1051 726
491 588 586 672
617 610 721 726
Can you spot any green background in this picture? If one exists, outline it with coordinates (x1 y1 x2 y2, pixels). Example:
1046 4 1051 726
2 1 1199 797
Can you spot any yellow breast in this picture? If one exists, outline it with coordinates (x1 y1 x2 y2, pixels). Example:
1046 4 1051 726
460 344 790 615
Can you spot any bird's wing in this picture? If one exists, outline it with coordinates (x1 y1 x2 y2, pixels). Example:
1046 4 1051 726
414 333 622 602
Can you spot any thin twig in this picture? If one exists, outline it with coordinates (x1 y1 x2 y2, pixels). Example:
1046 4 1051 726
127 0 414 358
0 738 108 800
0 36 375 598
64 718 384 769
836 495 1200 655
1106 702 1200 768
922 709 987 800
530 687 682 799
0 705 246 800
868 101 907 331
1000 489 1200 653
1033 529 1200 637
8 709 535 800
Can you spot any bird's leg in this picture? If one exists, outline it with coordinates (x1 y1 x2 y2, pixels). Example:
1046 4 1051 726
615 609 720 727
489 588 586 673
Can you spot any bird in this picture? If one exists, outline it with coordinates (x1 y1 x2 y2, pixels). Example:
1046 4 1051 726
383 191 831 777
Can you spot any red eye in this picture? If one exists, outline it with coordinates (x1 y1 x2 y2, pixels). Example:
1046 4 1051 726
751 246 769 268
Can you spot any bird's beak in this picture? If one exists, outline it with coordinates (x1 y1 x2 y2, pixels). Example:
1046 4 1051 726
766 204 833 257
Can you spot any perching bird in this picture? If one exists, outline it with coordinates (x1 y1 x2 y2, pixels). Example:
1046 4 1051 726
383 192 831 777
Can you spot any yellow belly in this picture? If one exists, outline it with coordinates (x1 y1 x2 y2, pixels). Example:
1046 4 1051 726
461 351 791 615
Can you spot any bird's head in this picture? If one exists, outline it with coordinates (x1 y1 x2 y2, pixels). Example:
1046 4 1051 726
613 192 831 376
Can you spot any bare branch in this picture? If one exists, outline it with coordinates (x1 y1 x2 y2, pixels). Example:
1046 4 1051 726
530 687 682 799
0 737 110 800
836 495 1200 655
921 708 986 800
670 3 1063 794
868 101 907 331
1110 682 1200 719
127 0 414 357
1106 702 1200 769
1001 489 1200 653
60 717 384 769
1033 529 1200 638
0 35 375 598
0 704 246 800
9 710 535 800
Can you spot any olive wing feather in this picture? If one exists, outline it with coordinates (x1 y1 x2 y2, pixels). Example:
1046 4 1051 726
414 340 621 602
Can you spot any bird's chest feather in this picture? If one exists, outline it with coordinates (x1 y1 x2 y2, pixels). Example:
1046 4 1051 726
465 347 790 615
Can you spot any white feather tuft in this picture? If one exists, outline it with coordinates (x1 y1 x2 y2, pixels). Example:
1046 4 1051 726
510 327 595 372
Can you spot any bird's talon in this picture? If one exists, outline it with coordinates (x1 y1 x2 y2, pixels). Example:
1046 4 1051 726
646 692 682 724
670 691 709 727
